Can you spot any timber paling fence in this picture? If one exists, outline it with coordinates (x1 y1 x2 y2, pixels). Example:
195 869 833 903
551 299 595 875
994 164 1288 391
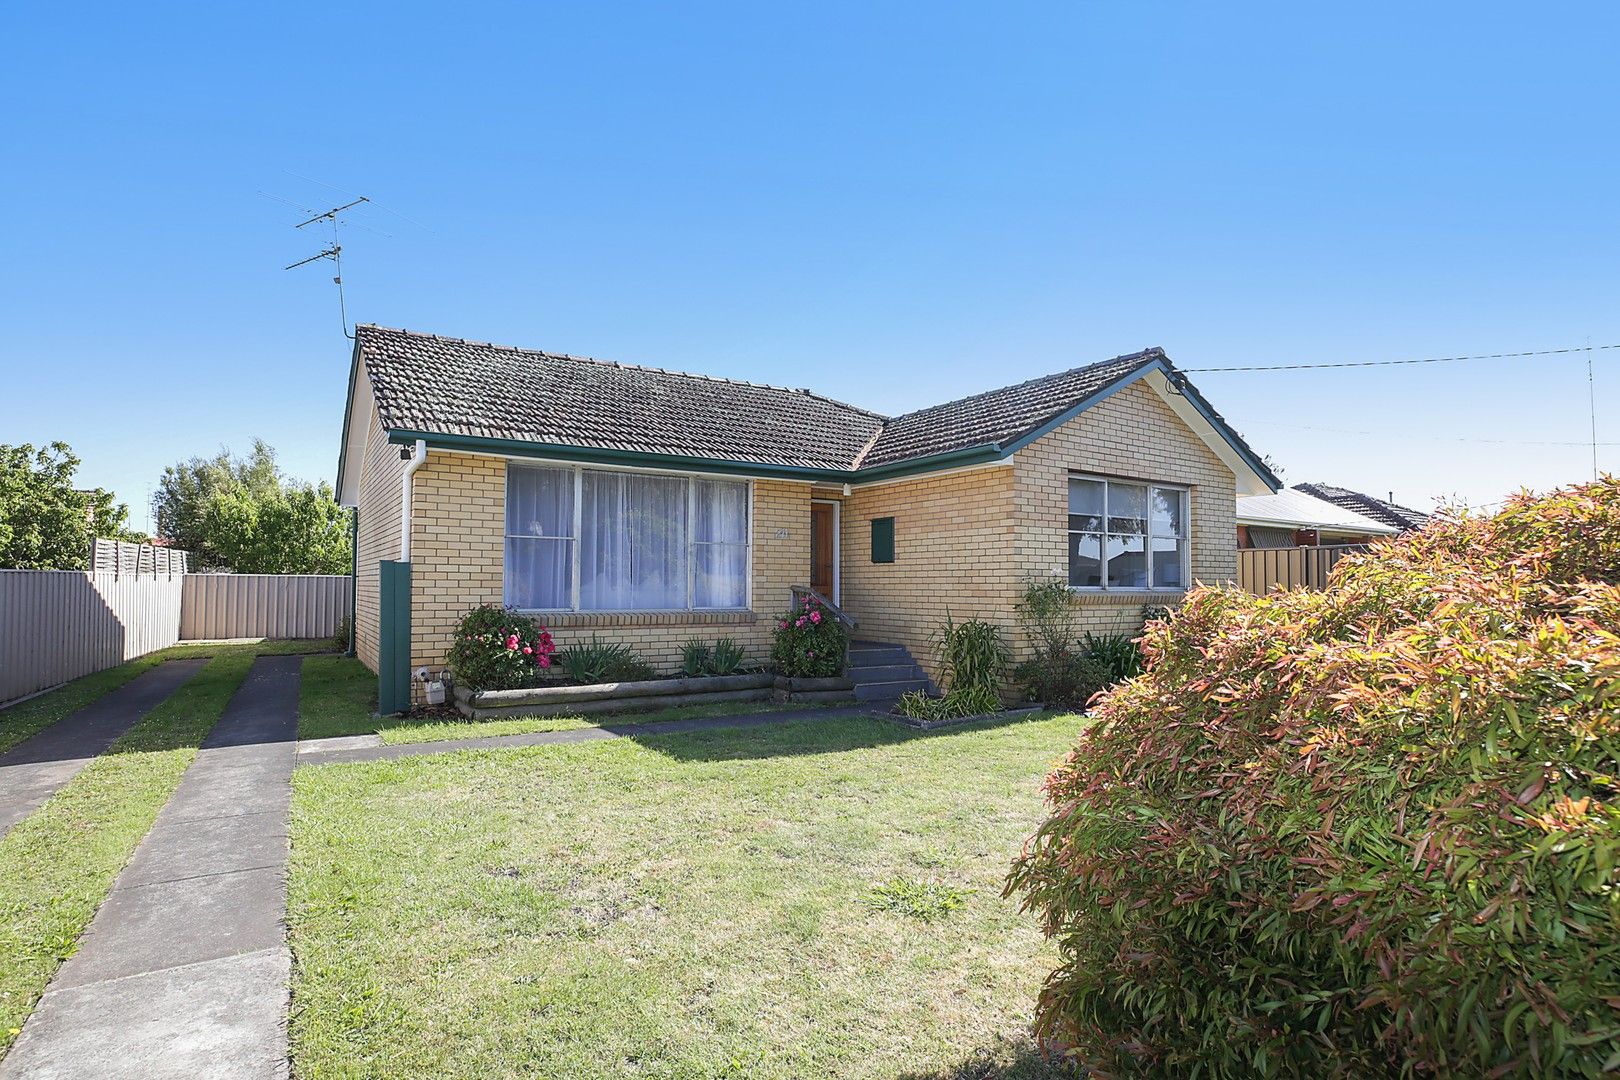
1237 544 1370 596
0 570 351 704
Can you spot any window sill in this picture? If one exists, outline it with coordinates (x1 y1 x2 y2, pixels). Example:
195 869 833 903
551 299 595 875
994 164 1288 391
513 609 758 628
1066 589 1187 606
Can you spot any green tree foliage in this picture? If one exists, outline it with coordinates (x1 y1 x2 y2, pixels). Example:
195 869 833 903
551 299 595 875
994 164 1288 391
154 440 350 573
1006 478 1620 1077
0 442 143 569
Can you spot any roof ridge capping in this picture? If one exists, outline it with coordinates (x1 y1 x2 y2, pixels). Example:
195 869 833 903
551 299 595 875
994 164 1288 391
353 323 887 419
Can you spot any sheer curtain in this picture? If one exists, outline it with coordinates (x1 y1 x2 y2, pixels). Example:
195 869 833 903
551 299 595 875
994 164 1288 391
504 466 573 609
580 470 688 609
692 479 749 608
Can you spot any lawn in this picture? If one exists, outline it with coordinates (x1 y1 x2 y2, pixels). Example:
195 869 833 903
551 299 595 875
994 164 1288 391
288 712 1085 1079
297 656 804 745
0 648 260 1051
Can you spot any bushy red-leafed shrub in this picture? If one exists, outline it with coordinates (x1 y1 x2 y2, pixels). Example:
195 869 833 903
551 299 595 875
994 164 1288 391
1006 479 1620 1078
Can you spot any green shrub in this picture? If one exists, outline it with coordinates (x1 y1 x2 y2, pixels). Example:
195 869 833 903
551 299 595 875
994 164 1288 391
445 605 557 690
1015 575 1076 661
555 637 655 685
771 595 847 678
1005 479 1620 1077
710 637 746 675
330 614 352 654
679 638 712 677
1011 651 1110 709
1077 631 1142 683
936 613 1009 695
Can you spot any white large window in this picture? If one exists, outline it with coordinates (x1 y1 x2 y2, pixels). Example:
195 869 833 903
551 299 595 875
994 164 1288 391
1068 475 1188 591
505 464 750 611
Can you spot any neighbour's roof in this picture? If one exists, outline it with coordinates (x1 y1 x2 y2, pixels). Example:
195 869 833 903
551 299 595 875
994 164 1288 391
1236 488 1399 535
1292 482 1432 531
346 325 1279 489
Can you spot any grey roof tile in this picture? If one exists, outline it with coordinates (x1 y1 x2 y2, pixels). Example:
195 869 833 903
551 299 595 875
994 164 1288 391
1292 483 1432 531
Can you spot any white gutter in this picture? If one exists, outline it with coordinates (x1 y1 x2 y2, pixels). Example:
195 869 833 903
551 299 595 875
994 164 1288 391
399 439 427 561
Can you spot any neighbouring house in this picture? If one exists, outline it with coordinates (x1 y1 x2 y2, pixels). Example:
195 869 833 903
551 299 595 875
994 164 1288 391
1236 487 1400 548
1292 482 1432 532
334 325 1279 708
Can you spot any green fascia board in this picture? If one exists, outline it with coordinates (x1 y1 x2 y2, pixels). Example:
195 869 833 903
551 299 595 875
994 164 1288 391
380 359 1280 493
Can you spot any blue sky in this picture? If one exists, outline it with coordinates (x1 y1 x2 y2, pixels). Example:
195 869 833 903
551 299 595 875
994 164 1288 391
3 2 1615 528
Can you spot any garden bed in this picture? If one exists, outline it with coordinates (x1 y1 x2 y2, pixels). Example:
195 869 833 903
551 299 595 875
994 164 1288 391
454 672 776 719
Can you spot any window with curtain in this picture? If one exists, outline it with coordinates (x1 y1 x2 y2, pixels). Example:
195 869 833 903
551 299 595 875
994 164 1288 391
1067 475 1187 591
504 464 750 611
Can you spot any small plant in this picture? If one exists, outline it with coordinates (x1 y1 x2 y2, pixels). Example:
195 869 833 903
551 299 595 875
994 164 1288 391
1013 651 1110 710
445 604 556 690
771 594 847 678
679 638 712 677
935 613 1009 695
865 877 968 921
330 614 352 653
555 637 655 685
709 637 746 675
895 685 1002 722
1078 632 1143 683
1015 575 1077 663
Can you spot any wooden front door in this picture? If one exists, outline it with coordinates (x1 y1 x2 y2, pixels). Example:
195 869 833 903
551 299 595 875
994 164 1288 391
810 502 836 600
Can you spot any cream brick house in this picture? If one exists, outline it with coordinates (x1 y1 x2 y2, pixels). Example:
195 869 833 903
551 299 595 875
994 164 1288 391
335 325 1278 710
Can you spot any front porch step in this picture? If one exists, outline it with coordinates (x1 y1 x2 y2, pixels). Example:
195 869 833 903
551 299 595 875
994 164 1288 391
844 663 918 683
855 678 931 701
847 646 909 667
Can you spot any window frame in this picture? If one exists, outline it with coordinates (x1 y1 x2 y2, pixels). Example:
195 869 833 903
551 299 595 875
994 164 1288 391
504 461 754 613
1066 472 1190 593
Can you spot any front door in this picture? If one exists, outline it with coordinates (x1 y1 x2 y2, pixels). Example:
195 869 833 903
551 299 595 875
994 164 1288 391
810 501 836 601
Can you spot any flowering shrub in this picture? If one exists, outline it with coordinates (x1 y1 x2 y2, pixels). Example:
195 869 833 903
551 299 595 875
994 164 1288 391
445 604 556 690
771 595 846 678
1005 479 1620 1077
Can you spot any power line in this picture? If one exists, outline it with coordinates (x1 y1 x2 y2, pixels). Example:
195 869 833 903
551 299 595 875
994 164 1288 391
1232 415 1620 448
1182 342 1620 373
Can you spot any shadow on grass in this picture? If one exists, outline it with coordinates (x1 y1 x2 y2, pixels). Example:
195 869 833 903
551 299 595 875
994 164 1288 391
621 708 1063 763
894 1039 1081 1080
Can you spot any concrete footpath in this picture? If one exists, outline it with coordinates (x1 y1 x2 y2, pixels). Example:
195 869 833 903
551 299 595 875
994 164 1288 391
0 659 208 837
1 654 302 1080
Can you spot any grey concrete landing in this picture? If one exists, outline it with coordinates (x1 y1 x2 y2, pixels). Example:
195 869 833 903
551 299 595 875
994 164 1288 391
0 659 208 837
1 654 302 1080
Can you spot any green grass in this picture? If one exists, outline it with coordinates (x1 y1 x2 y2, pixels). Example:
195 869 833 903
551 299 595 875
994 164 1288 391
298 656 379 741
288 712 1087 1079
378 699 804 745
0 649 259 1052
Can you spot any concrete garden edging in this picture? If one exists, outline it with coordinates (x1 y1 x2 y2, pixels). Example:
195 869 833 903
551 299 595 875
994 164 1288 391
454 672 775 719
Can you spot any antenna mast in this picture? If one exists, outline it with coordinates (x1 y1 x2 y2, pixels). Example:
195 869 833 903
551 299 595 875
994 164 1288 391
283 196 369 338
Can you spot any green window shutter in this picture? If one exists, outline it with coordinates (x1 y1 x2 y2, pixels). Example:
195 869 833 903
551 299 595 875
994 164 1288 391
870 517 895 564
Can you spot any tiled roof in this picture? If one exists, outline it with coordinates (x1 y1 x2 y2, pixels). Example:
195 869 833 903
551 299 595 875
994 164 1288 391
1293 483 1432 531
353 326 1269 483
856 350 1163 468
356 326 884 471
1236 488 1399 534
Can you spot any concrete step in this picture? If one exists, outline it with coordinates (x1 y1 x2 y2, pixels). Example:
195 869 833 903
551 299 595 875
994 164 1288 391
847 646 909 667
854 678 931 701
846 663 920 683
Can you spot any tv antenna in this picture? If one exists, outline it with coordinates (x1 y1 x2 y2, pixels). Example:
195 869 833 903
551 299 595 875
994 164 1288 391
283 196 369 338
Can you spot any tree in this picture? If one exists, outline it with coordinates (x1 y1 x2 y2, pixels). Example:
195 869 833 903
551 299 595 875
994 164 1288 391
153 440 350 573
0 442 144 570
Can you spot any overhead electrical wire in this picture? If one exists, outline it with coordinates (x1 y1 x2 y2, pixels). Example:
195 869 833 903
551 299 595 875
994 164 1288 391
1181 342 1620 373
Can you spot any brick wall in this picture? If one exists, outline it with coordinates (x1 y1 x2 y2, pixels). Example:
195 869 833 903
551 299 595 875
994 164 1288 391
403 457 812 684
352 372 404 673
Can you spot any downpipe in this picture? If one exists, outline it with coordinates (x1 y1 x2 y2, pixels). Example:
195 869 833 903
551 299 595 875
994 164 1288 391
399 439 427 561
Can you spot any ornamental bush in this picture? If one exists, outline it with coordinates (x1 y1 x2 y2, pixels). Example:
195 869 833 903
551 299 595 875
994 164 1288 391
445 604 556 691
1006 479 1620 1078
771 595 847 677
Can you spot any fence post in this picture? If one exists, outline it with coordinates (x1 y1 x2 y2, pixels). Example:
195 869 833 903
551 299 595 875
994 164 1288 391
377 561 412 715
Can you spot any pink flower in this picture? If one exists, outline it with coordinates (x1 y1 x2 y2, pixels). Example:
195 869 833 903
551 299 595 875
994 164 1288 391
809 611 821 624
538 656 552 669
795 617 806 628
779 620 789 630
522 645 533 655
807 650 815 658
505 634 520 650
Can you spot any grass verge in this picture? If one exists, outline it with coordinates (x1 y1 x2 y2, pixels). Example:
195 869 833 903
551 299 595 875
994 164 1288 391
289 711 1082 1078
0 649 258 1051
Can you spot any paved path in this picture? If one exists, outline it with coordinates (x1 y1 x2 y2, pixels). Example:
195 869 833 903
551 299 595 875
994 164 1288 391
0 660 208 837
1 655 302 1080
297 703 884 765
